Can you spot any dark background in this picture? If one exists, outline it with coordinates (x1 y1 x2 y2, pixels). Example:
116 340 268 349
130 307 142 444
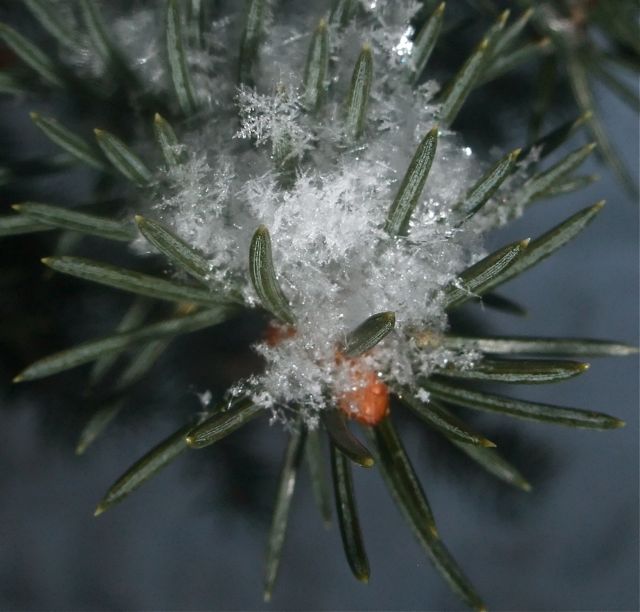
0 3 638 610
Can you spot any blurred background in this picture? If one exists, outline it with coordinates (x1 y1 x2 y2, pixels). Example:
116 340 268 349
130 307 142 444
0 2 638 610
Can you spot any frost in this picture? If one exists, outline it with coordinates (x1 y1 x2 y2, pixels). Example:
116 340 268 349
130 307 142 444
103 2 535 428
235 85 313 160
416 388 430 403
195 389 212 408
144 149 239 289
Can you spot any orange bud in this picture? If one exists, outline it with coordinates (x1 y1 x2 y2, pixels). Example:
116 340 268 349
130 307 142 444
263 322 296 347
262 322 390 425
338 363 390 426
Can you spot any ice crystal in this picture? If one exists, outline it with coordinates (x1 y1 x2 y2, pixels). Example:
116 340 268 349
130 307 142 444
235 84 313 159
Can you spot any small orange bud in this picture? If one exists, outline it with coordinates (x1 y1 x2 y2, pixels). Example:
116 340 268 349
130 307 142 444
338 363 390 426
263 322 296 347
262 322 390 425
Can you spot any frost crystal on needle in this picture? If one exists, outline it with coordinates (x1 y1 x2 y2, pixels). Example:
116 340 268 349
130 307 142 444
236 85 312 158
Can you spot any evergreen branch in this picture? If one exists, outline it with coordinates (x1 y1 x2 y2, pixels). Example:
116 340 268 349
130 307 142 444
135 215 213 286
153 113 186 168
306 428 332 527
410 2 446 85
396 390 496 447
330 0 358 28
439 10 508 126
330 444 370 583
14 202 135 241
434 403 532 491
519 113 590 163
186 398 262 448
385 127 438 236
491 7 533 58
444 239 529 309
456 147 520 221
321 410 374 468
14 307 235 382
79 0 119 67
0 22 64 87
24 0 79 49
437 335 638 357
0 215 51 237
365 417 438 539
94 129 153 186
434 358 590 384
450 437 531 492
238 0 265 86
167 0 198 115
514 142 596 209
76 399 125 456
567 52 638 197
481 38 551 85
423 380 625 429
342 311 395 357
88 298 153 387
264 427 306 601
485 202 604 290
94 424 192 515
42 256 229 305
30 112 108 171
366 418 487 611
249 226 295 325
303 19 329 112
345 45 373 141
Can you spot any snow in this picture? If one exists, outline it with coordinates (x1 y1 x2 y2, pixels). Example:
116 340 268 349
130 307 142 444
75 0 537 426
